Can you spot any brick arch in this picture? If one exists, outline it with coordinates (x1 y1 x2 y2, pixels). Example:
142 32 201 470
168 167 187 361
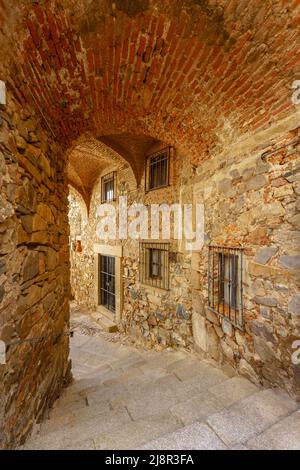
66 134 144 210
2 0 299 168
98 132 165 184
1 0 300 449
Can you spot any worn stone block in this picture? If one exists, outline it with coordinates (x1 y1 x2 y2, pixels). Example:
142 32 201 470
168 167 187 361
190 269 200 289
245 175 267 191
207 389 298 446
0 80 6 105
170 391 224 426
140 422 227 450
254 296 278 307
278 256 300 270
209 377 259 407
238 359 259 383
205 307 220 325
260 306 271 319
0 285 5 304
242 167 254 181
192 291 204 315
254 336 276 362
191 252 200 271
22 251 40 282
218 178 234 195
207 324 220 361
254 246 278 265
176 303 189 319
288 294 300 316
21 214 47 233
0 194 14 223
222 318 233 337
221 340 234 361
213 324 224 338
192 312 207 353
95 412 180 450
247 410 300 450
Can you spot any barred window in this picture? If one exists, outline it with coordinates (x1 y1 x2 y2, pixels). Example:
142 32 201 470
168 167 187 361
140 242 169 290
146 148 170 191
98 255 116 314
208 245 244 330
101 171 116 203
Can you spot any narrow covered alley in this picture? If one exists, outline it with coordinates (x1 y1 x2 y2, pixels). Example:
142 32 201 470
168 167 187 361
0 0 300 451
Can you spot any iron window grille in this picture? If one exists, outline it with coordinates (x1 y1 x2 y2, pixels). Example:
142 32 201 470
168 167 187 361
101 171 116 203
145 147 170 192
140 242 170 290
208 245 244 330
99 255 116 314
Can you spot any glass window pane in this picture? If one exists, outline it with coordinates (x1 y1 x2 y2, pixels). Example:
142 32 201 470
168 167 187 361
148 152 168 190
102 174 115 201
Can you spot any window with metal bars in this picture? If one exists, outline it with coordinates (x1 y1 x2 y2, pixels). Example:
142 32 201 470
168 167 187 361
145 148 170 192
101 171 116 203
140 242 169 290
99 255 116 314
208 245 244 330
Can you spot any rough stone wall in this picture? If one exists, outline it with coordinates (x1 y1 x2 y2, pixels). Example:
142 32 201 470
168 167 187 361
69 125 300 398
69 147 194 349
69 190 95 309
68 188 94 308
122 151 194 349
122 250 193 350
192 127 300 398
0 88 71 448
69 161 137 310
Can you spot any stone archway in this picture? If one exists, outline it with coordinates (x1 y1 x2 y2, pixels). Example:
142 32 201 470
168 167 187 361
1 0 300 450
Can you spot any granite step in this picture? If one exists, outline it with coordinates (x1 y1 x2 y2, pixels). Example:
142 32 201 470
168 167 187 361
247 409 300 450
140 422 228 450
206 388 298 447
21 329 300 451
92 311 118 332
141 388 299 450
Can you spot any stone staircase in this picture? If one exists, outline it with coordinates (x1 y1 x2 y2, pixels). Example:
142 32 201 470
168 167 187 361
91 310 118 333
22 330 300 450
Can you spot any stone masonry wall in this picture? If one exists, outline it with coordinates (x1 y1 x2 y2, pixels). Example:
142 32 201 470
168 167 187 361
0 86 71 448
192 127 300 398
122 152 194 350
68 188 95 310
69 128 300 398
69 147 194 349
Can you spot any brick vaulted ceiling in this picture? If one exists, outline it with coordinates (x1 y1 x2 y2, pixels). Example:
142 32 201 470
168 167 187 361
1 0 300 194
66 135 138 205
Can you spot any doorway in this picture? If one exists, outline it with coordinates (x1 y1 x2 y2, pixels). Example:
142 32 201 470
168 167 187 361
99 255 116 314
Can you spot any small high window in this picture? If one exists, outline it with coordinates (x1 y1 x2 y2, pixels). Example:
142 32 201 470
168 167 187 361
101 171 116 203
146 148 170 191
140 242 169 290
149 248 162 278
208 245 244 329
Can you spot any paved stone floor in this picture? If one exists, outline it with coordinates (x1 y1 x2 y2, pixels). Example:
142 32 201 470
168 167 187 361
23 314 300 450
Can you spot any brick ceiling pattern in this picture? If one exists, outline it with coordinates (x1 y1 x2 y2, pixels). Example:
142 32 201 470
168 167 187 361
1 0 300 175
66 135 137 205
